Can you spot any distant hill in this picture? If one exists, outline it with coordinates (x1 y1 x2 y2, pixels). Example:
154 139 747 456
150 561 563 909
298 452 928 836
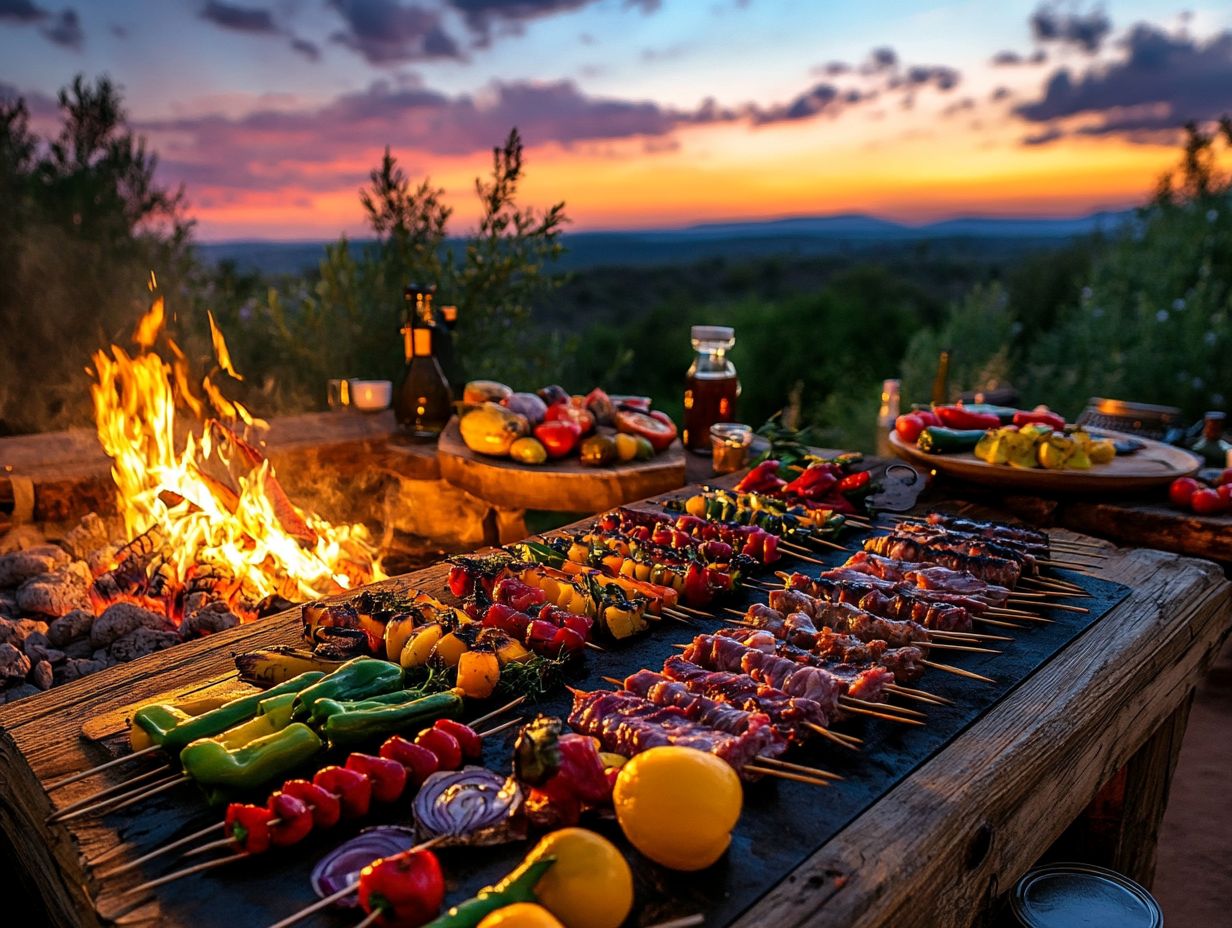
197 210 1131 277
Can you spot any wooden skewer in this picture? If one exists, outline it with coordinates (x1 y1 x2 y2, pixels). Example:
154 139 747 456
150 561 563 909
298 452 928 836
645 914 705 928
924 641 1001 654
469 695 527 729
1035 602 1089 614
265 837 446 928
804 536 847 552
673 604 714 618
935 631 1014 643
584 640 608 652
122 852 244 896
886 683 953 706
95 822 223 877
661 609 696 625
1039 559 1098 574
840 696 927 720
1021 578 1089 597
922 659 995 684
985 610 1054 625
183 836 237 859
781 549 829 566
839 704 925 726
745 763 833 787
103 774 193 817
972 616 1026 629
477 717 524 739
1005 590 1049 600
50 772 188 824
45 744 165 793
46 765 172 822
353 910 382 928
755 756 843 780
805 721 862 745
723 607 747 617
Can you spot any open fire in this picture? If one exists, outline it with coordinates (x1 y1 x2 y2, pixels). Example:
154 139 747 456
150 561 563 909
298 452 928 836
0 289 383 701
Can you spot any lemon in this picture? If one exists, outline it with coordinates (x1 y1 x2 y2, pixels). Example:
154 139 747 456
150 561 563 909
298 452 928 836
614 432 640 462
613 746 742 871
529 827 633 928
478 902 565 928
510 436 548 465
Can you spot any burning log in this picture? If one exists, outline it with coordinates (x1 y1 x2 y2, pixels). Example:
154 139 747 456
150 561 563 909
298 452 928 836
208 420 317 544
181 601 240 637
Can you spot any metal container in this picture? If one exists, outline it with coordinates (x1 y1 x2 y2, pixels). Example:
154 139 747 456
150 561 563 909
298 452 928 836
1011 862 1163 928
1077 398 1183 441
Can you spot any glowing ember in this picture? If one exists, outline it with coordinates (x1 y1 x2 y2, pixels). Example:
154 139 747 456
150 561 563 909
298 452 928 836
88 290 382 622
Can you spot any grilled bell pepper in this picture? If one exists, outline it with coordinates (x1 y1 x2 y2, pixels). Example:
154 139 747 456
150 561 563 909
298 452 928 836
322 691 464 750
1012 408 1066 431
129 693 235 751
359 848 447 928
422 857 556 928
974 430 1010 465
933 405 1003 430
224 802 273 854
514 715 611 828
267 791 314 846
281 778 341 828
136 672 325 755
314 765 372 818
1004 431 1041 469
380 736 441 785
916 427 986 454
290 658 404 720
346 753 409 803
216 693 297 750
1038 434 1074 469
179 723 323 793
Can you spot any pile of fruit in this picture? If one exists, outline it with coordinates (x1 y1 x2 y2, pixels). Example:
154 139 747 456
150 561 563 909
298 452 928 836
1168 469 1232 515
458 381 677 467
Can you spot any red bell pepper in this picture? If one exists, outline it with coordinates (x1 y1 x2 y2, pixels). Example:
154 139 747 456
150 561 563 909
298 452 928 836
358 848 446 928
492 577 546 612
346 753 408 804
414 728 463 771
267 791 314 847
837 471 871 496
1012 408 1066 431
934 405 1002 430
446 564 472 598
534 419 582 458
281 779 341 829
550 626 586 654
314 765 372 819
432 719 483 760
379 735 440 786
525 618 559 653
735 459 783 493
224 802 272 854
483 602 530 637
683 562 714 606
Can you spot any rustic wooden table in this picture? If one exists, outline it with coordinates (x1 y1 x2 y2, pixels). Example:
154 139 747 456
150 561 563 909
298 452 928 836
1 478 1227 927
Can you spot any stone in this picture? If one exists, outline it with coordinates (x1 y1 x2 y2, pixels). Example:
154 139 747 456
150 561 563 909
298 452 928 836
46 609 95 647
55 658 109 683
0 618 48 648
89 602 174 649
86 543 120 577
30 660 53 690
2 683 41 703
0 545 71 588
109 627 182 663
21 631 53 662
61 513 112 561
181 601 241 638
0 643 32 682
16 567 91 617
62 639 95 659
0 589 17 617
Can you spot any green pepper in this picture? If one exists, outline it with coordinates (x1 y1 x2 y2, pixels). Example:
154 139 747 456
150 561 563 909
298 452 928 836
290 658 404 720
180 722 323 792
216 693 298 750
423 857 555 928
139 672 325 754
323 691 464 750
916 426 987 454
955 403 1018 423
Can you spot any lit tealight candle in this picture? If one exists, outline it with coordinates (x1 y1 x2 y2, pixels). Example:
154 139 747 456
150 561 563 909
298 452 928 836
349 379 392 412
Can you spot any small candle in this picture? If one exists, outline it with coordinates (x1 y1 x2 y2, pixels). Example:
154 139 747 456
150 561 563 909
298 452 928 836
711 423 753 474
349 380 392 412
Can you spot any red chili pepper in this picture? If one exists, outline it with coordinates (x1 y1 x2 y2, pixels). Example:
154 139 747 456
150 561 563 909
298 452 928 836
379 736 440 786
414 728 463 771
735 459 783 493
446 565 472 598
492 577 546 612
837 471 871 495
267 791 314 847
1012 409 1066 431
224 803 272 854
313 765 372 819
358 848 446 928
281 779 341 828
432 719 483 760
346 753 408 804
482 603 529 637
934 405 1002 430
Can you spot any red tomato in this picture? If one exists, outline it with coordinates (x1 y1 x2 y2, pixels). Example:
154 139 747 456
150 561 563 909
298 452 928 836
1168 477 1203 509
1217 468 1232 486
544 401 595 435
615 409 678 451
1217 484 1232 504
894 413 925 443
914 409 941 427
534 420 581 458
1191 488 1228 515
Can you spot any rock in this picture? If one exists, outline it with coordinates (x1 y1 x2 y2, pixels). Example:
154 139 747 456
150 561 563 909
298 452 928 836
90 602 174 649
181 601 241 638
31 660 53 690
47 609 95 647
110 627 182 663
0 643 32 682
62 638 96 659
16 567 91 617
3 683 41 704
21 631 53 661
55 658 109 683
0 618 48 648
0 545 71 588
61 513 112 561
86 543 121 577
0 590 17 618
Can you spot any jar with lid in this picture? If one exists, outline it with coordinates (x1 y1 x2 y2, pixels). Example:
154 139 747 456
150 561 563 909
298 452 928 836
1189 410 1231 466
684 325 740 452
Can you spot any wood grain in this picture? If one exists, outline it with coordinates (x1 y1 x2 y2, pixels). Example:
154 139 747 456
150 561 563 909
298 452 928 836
438 418 686 512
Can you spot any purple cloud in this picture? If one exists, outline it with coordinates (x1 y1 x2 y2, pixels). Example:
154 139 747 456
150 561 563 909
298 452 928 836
41 7 80 49
0 0 47 22
1030 3 1112 53
328 0 462 63
200 1 278 34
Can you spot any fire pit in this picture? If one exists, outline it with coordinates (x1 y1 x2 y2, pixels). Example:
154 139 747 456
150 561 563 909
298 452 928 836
0 299 382 703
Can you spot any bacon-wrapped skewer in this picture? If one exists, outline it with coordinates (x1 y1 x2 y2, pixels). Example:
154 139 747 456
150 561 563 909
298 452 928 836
892 522 1042 564
863 535 1023 589
842 551 1012 607
918 512 1051 557
819 566 992 614
766 589 932 648
779 572 973 633
660 656 834 732
714 627 895 702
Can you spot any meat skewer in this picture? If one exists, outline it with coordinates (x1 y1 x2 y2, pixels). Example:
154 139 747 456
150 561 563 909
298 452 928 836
863 535 1023 588
778 572 974 633
889 521 1043 564
841 551 1013 606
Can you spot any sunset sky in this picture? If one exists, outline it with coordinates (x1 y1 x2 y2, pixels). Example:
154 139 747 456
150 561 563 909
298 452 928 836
3 1 1230 240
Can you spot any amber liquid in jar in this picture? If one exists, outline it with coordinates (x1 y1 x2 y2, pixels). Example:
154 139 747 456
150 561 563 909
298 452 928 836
684 325 740 452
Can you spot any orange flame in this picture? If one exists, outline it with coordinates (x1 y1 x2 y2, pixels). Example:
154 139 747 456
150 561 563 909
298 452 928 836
90 297 382 613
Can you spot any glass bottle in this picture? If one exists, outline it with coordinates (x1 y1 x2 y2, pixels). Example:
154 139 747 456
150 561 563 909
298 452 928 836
931 349 951 405
1189 411 1231 466
684 325 740 453
435 304 462 394
875 378 901 456
394 284 454 438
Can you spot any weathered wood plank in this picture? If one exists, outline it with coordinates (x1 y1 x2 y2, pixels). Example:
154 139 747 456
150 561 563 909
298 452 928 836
731 539 1231 928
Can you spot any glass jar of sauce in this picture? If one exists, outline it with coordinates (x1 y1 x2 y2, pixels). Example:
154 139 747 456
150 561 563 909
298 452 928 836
684 325 740 452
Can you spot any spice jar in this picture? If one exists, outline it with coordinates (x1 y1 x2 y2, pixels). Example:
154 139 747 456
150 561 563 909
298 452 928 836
710 423 753 474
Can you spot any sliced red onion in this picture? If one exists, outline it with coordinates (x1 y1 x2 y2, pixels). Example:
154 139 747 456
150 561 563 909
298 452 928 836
310 826 419 907
413 766 523 845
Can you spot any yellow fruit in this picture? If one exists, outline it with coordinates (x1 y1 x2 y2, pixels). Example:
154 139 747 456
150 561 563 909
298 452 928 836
527 828 633 928
614 432 639 462
460 403 529 457
510 436 548 465
477 903 564 928
614 746 741 871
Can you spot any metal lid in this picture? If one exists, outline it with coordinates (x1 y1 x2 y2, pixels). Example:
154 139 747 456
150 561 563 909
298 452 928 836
1011 863 1163 928
691 325 734 342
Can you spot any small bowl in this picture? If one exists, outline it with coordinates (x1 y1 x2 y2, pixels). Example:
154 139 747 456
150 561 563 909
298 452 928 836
349 379 392 412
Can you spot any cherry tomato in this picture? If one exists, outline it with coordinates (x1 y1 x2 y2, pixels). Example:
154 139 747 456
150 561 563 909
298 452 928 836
1168 477 1203 509
1217 468 1232 487
1191 488 1228 515
1217 484 1232 504
894 413 925 443
534 420 582 458
415 728 463 771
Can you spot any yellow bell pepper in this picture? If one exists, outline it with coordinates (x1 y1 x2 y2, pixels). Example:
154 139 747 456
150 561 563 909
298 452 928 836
457 650 501 699
974 430 1009 465
400 623 444 669
1037 434 1074 469
1089 439 1116 464
384 612 419 662
1067 444 1092 469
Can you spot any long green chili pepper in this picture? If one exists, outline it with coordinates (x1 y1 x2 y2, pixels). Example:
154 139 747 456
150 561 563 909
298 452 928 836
423 857 556 928
289 657 404 719
179 722 323 793
323 690 465 750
